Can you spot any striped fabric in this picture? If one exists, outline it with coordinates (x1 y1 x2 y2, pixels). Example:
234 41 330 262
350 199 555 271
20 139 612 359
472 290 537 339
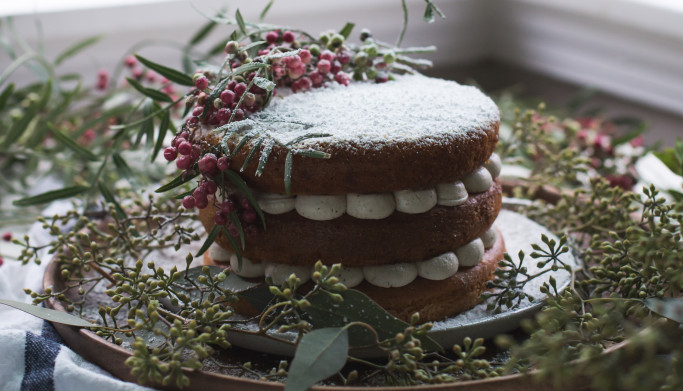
0 202 154 391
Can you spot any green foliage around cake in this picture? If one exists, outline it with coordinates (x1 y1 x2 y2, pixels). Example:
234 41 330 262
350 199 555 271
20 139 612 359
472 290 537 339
1 2 683 391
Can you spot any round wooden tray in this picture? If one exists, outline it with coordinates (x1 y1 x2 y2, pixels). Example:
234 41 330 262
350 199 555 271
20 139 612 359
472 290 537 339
43 183 597 390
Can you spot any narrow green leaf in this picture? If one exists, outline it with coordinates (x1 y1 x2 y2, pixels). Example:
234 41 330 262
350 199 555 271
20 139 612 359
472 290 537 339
264 49 302 60
55 35 103 65
140 100 155 148
675 138 683 166
134 54 194 86
612 123 647 147
13 185 89 206
240 40 267 53
189 19 217 46
126 77 172 102
259 0 274 20
98 181 126 219
240 137 264 172
285 133 331 146
228 211 245 250
256 138 275 177
223 170 266 228
567 88 597 114
230 132 256 158
0 82 15 111
645 298 683 323
338 22 355 39
284 150 293 195
0 298 95 328
285 327 349 391
231 62 269 76
253 76 275 92
397 0 408 47
196 225 221 257
112 153 136 182
235 9 248 37
48 124 98 161
152 110 170 162
221 226 243 267
155 171 198 193
294 150 331 159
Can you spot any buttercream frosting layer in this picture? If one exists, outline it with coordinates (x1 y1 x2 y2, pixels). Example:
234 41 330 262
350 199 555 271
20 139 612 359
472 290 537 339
200 181 502 266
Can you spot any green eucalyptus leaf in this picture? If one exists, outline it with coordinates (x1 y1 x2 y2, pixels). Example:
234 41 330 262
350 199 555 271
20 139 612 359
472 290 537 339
645 298 683 323
48 124 98 161
13 185 89 206
253 76 275 92
196 225 221 257
306 289 442 351
55 35 103 65
189 19 218 46
126 77 172 103
285 327 349 391
0 298 95 328
134 54 194 86
654 150 682 176
338 22 355 39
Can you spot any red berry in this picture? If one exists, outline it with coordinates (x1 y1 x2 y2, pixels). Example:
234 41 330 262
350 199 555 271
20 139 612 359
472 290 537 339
309 71 324 87
316 59 331 74
337 51 351 65
242 210 257 224
220 89 235 105
186 116 199 125
240 197 252 210
182 196 196 209
216 108 231 123
245 224 259 238
124 55 137 68
191 145 201 161
330 60 341 75
243 92 256 106
233 109 245 121
214 212 227 226
192 105 204 117
221 200 236 214
375 74 389 83
195 76 209 90
334 72 349 86
195 197 209 209
193 186 207 201
132 68 143 80
198 153 218 174
176 155 194 170
178 141 192 156
203 180 218 195
320 50 335 62
296 77 312 92
234 83 247 96
299 49 312 64
227 80 237 90
0 257 4 267
164 147 178 161
265 31 279 44
282 31 295 43
217 156 230 171
2 232 11 242
227 223 240 237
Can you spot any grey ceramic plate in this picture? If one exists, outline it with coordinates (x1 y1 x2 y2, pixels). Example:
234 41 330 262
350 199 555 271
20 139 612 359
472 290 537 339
225 206 580 358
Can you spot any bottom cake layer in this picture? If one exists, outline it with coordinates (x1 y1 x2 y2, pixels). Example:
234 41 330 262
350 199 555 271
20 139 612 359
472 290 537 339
204 230 505 322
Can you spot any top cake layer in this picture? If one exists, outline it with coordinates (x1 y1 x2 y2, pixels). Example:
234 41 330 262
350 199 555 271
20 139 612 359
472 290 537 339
223 74 500 194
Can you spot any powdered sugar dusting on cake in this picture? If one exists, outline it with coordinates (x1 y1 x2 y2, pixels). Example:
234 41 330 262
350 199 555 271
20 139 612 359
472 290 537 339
223 74 499 151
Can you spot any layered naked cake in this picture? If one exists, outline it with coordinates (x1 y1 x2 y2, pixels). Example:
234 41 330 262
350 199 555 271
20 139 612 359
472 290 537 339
199 74 504 322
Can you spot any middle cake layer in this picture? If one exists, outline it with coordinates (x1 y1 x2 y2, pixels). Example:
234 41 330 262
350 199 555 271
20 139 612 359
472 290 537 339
200 181 502 266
